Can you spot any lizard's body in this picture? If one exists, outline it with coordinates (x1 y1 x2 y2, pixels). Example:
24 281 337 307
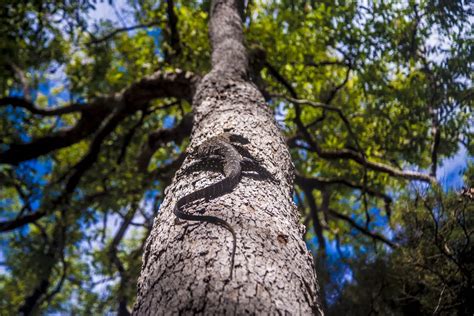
174 133 276 279
173 134 244 279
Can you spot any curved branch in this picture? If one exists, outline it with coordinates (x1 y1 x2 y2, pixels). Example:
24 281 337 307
0 210 46 233
87 22 161 45
322 62 351 105
274 95 362 150
0 103 111 165
0 96 90 116
122 69 200 104
264 62 298 98
0 192 107 234
0 70 200 165
289 132 436 184
296 173 393 217
279 92 436 184
138 113 193 172
296 174 392 203
312 145 436 183
328 209 397 248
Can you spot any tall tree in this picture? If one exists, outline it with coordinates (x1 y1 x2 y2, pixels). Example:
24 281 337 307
132 0 323 314
0 0 471 314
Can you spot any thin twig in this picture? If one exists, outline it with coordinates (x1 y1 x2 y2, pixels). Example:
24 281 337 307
87 22 160 45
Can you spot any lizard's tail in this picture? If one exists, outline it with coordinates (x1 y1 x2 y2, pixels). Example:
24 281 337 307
174 206 237 279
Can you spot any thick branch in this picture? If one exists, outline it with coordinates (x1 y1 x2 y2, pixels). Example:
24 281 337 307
1 70 199 165
122 69 199 104
0 101 111 165
0 96 90 116
0 210 46 233
164 0 181 61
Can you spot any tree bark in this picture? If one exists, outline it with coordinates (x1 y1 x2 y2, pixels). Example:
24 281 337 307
133 0 324 314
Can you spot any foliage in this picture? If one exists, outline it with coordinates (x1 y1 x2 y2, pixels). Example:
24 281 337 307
0 0 472 314
327 182 473 315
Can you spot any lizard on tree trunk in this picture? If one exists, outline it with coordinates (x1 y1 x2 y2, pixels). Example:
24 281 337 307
133 0 324 313
174 133 274 279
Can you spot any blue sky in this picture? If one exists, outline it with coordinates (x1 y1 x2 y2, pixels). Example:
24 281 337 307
437 145 470 190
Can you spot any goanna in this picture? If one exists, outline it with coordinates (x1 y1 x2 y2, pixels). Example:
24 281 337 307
173 133 266 280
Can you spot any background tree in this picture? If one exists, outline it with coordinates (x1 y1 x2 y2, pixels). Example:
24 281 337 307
0 0 472 314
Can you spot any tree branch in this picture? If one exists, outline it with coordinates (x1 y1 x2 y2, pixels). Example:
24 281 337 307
117 111 148 164
303 60 350 68
0 70 199 165
274 95 362 149
164 0 181 61
108 205 137 316
322 62 351 105
0 96 90 116
87 22 161 45
0 192 107 234
65 109 126 194
430 118 441 178
284 97 436 183
264 62 298 98
18 220 66 314
311 144 436 183
0 210 46 233
122 69 199 104
328 209 397 248
295 173 393 217
138 113 193 172
302 187 327 253
0 101 111 165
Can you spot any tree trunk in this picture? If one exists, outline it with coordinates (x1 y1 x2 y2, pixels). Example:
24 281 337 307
133 0 324 314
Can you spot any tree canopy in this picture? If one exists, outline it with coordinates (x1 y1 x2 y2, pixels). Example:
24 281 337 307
0 0 472 314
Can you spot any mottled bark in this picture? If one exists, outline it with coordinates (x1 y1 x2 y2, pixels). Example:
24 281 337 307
133 0 323 314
